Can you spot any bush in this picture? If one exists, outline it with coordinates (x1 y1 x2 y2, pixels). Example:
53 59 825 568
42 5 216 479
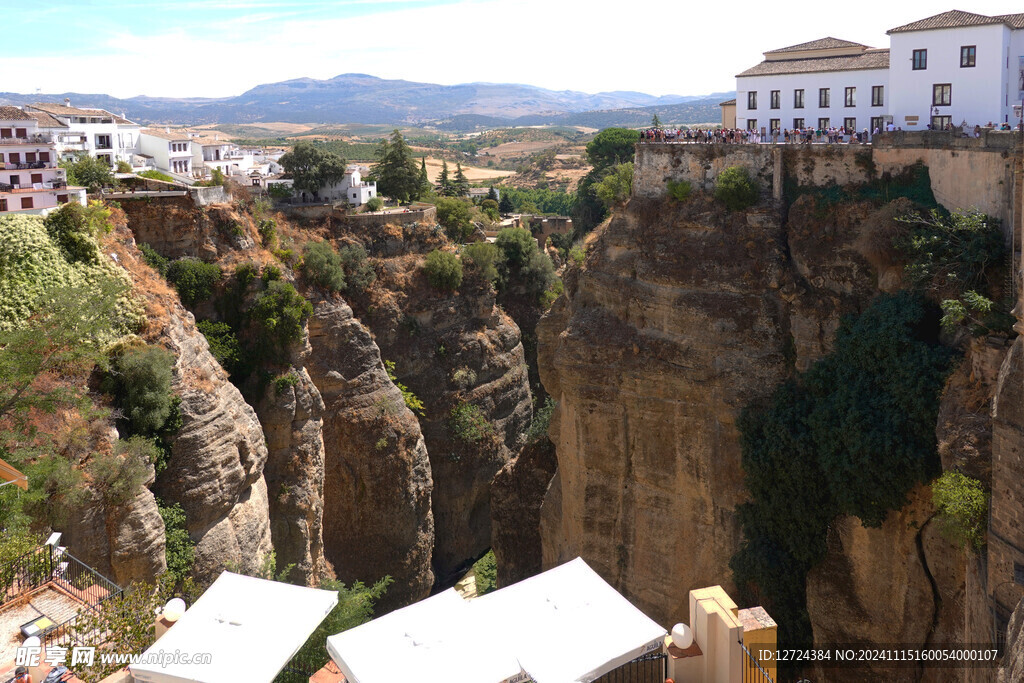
526 396 556 444
196 319 242 374
43 201 112 265
714 166 759 211
365 197 384 212
569 245 586 266
158 500 195 584
933 471 988 550
22 455 86 528
435 197 473 242
423 250 463 291
61 154 114 190
250 280 313 352
448 401 493 443
273 371 300 395
87 437 153 506
495 227 536 268
339 244 376 292
731 292 954 647
385 360 425 416
257 218 277 247
139 243 169 276
521 250 558 300
166 257 222 306
451 366 477 390
262 265 282 283
302 241 346 292
473 550 498 595
594 162 634 209
115 160 132 173
667 179 693 203
462 242 500 285
107 344 177 435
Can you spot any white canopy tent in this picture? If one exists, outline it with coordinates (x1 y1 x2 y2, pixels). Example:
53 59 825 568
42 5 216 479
131 571 338 683
328 557 667 683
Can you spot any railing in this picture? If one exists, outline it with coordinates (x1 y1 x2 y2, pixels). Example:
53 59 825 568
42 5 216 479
2 161 50 170
740 642 775 683
40 550 123 650
272 647 329 683
0 135 53 145
0 545 56 604
593 651 668 683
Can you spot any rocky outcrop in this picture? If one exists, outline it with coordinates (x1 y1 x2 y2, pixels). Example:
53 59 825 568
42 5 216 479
999 598 1024 683
490 436 558 587
305 298 434 610
256 358 326 585
118 196 258 262
153 305 273 581
356 254 532 585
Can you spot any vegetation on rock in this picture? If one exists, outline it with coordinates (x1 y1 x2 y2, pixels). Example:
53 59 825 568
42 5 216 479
302 240 346 292
423 250 463 291
932 471 988 550
166 257 223 306
714 166 759 211
279 141 347 194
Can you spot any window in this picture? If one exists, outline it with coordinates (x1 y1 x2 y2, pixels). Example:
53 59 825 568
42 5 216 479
818 88 830 108
794 89 804 108
57 194 68 204
871 86 884 107
0 128 10 139
960 45 976 68
931 115 951 129
769 118 780 131
95 134 112 150
932 83 952 106
793 118 805 129
0 198 6 211
913 49 927 70
844 117 857 131
10 175 20 187
30 173 42 185
747 91 757 109
844 87 856 107
770 90 780 109
15 128 26 138
870 116 885 132
39 152 50 163
9 153 19 164
21 197 33 209
25 152 36 163
747 119 758 130
818 118 830 129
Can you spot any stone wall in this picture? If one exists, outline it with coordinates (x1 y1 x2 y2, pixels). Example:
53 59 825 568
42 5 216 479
281 203 437 228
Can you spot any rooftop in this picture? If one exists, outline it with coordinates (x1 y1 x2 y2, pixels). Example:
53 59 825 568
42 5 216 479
140 127 192 142
737 48 889 77
25 111 67 129
764 37 868 54
0 106 33 121
888 9 1023 33
28 103 136 125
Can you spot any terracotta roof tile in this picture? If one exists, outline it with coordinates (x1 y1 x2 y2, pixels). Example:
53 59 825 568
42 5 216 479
0 106 33 121
141 128 192 142
29 103 136 125
764 37 868 54
995 13 1024 29
737 49 889 77
25 110 67 128
887 10 1007 33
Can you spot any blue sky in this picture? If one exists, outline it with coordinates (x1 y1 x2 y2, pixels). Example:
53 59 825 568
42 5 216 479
2 1 1023 99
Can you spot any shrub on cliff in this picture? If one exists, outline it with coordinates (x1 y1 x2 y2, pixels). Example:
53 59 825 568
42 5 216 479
105 343 177 435
495 227 536 269
714 166 759 211
339 244 376 292
196 319 242 375
435 197 474 242
448 401 493 443
732 292 954 647
158 499 195 583
43 201 113 265
302 240 346 292
423 250 463 291
462 242 500 285
933 471 988 550
87 436 154 506
166 257 222 306
250 280 313 352
594 162 633 209
667 179 693 203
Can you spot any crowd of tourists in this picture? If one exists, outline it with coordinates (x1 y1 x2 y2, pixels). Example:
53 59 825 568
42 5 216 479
638 126 874 144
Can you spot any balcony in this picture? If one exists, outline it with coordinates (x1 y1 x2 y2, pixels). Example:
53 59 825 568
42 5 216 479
0 135 53 146
0 161 52 170
0 181 67 193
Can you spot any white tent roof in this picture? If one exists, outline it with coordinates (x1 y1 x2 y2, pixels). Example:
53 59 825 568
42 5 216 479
131 571 338 683
328 557 666 683
326 588 521 683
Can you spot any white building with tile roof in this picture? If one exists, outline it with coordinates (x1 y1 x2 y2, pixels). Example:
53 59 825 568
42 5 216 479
735 10 1024 134
138 128 194 177
25 100 140 166
0 106 86 214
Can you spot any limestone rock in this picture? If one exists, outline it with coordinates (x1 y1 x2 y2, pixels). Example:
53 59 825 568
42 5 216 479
999 598 1024 683
306 298 434 610
490 436 558 587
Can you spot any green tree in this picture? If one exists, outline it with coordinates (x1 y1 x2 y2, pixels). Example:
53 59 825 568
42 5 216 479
714 166 760 211
278 141 347 195
365 196 383 212
435 197 473 242
250 280 313 353
418 157 432 198
585 127 641 170
481 198 500 221
494 227 536 268
932 471 988 550
158 499 195 583
462 242 501 285
166 257 223 306
302 241 346 292
438 160 454 197
60 153 114 190
486 186 498 202
375 129 422 203
453 163 470 197
423 250 463 291
651 113 663 129
473 550 498 595
498 192 514 215
594 162 634 209
106 344 177 436
338 243 376 292
43 201 114 265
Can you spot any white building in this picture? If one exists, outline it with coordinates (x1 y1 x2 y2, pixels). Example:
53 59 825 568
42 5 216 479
0 106 86 214
296 164 377 205
887 10 1024 130
736 38 890 135
139 128 194 178
25 101 140 167
735 10 1024 134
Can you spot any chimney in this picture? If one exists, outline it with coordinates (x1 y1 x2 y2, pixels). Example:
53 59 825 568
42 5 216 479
64 98 70 107
166 126 171 134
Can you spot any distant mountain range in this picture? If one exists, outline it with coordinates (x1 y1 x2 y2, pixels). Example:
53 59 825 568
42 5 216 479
0 73 733 128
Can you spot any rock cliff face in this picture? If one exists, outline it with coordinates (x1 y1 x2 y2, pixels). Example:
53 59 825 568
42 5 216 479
305 298 435 610
534 188 961 634
256 356 327 585
355 253 532 585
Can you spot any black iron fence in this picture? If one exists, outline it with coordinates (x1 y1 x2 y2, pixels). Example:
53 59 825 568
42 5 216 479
594 651 668 683
0 545 55 602
741 641 775 683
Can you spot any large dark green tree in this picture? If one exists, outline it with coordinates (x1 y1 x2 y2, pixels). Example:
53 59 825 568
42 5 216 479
453 163 470 197
375 129 422 203
438 160 454 197
573 127 641 234
278 141 347 194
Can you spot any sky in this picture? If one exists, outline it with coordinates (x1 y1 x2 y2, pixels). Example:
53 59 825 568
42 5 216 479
2 0 1023 99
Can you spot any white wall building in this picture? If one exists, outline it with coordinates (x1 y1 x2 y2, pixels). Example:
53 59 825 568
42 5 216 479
139 128 193 177
736 38 890 134
735 10 1024 134
25 101 140 167
888 10 1024 129
0 106 86 214
297 165 377 206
